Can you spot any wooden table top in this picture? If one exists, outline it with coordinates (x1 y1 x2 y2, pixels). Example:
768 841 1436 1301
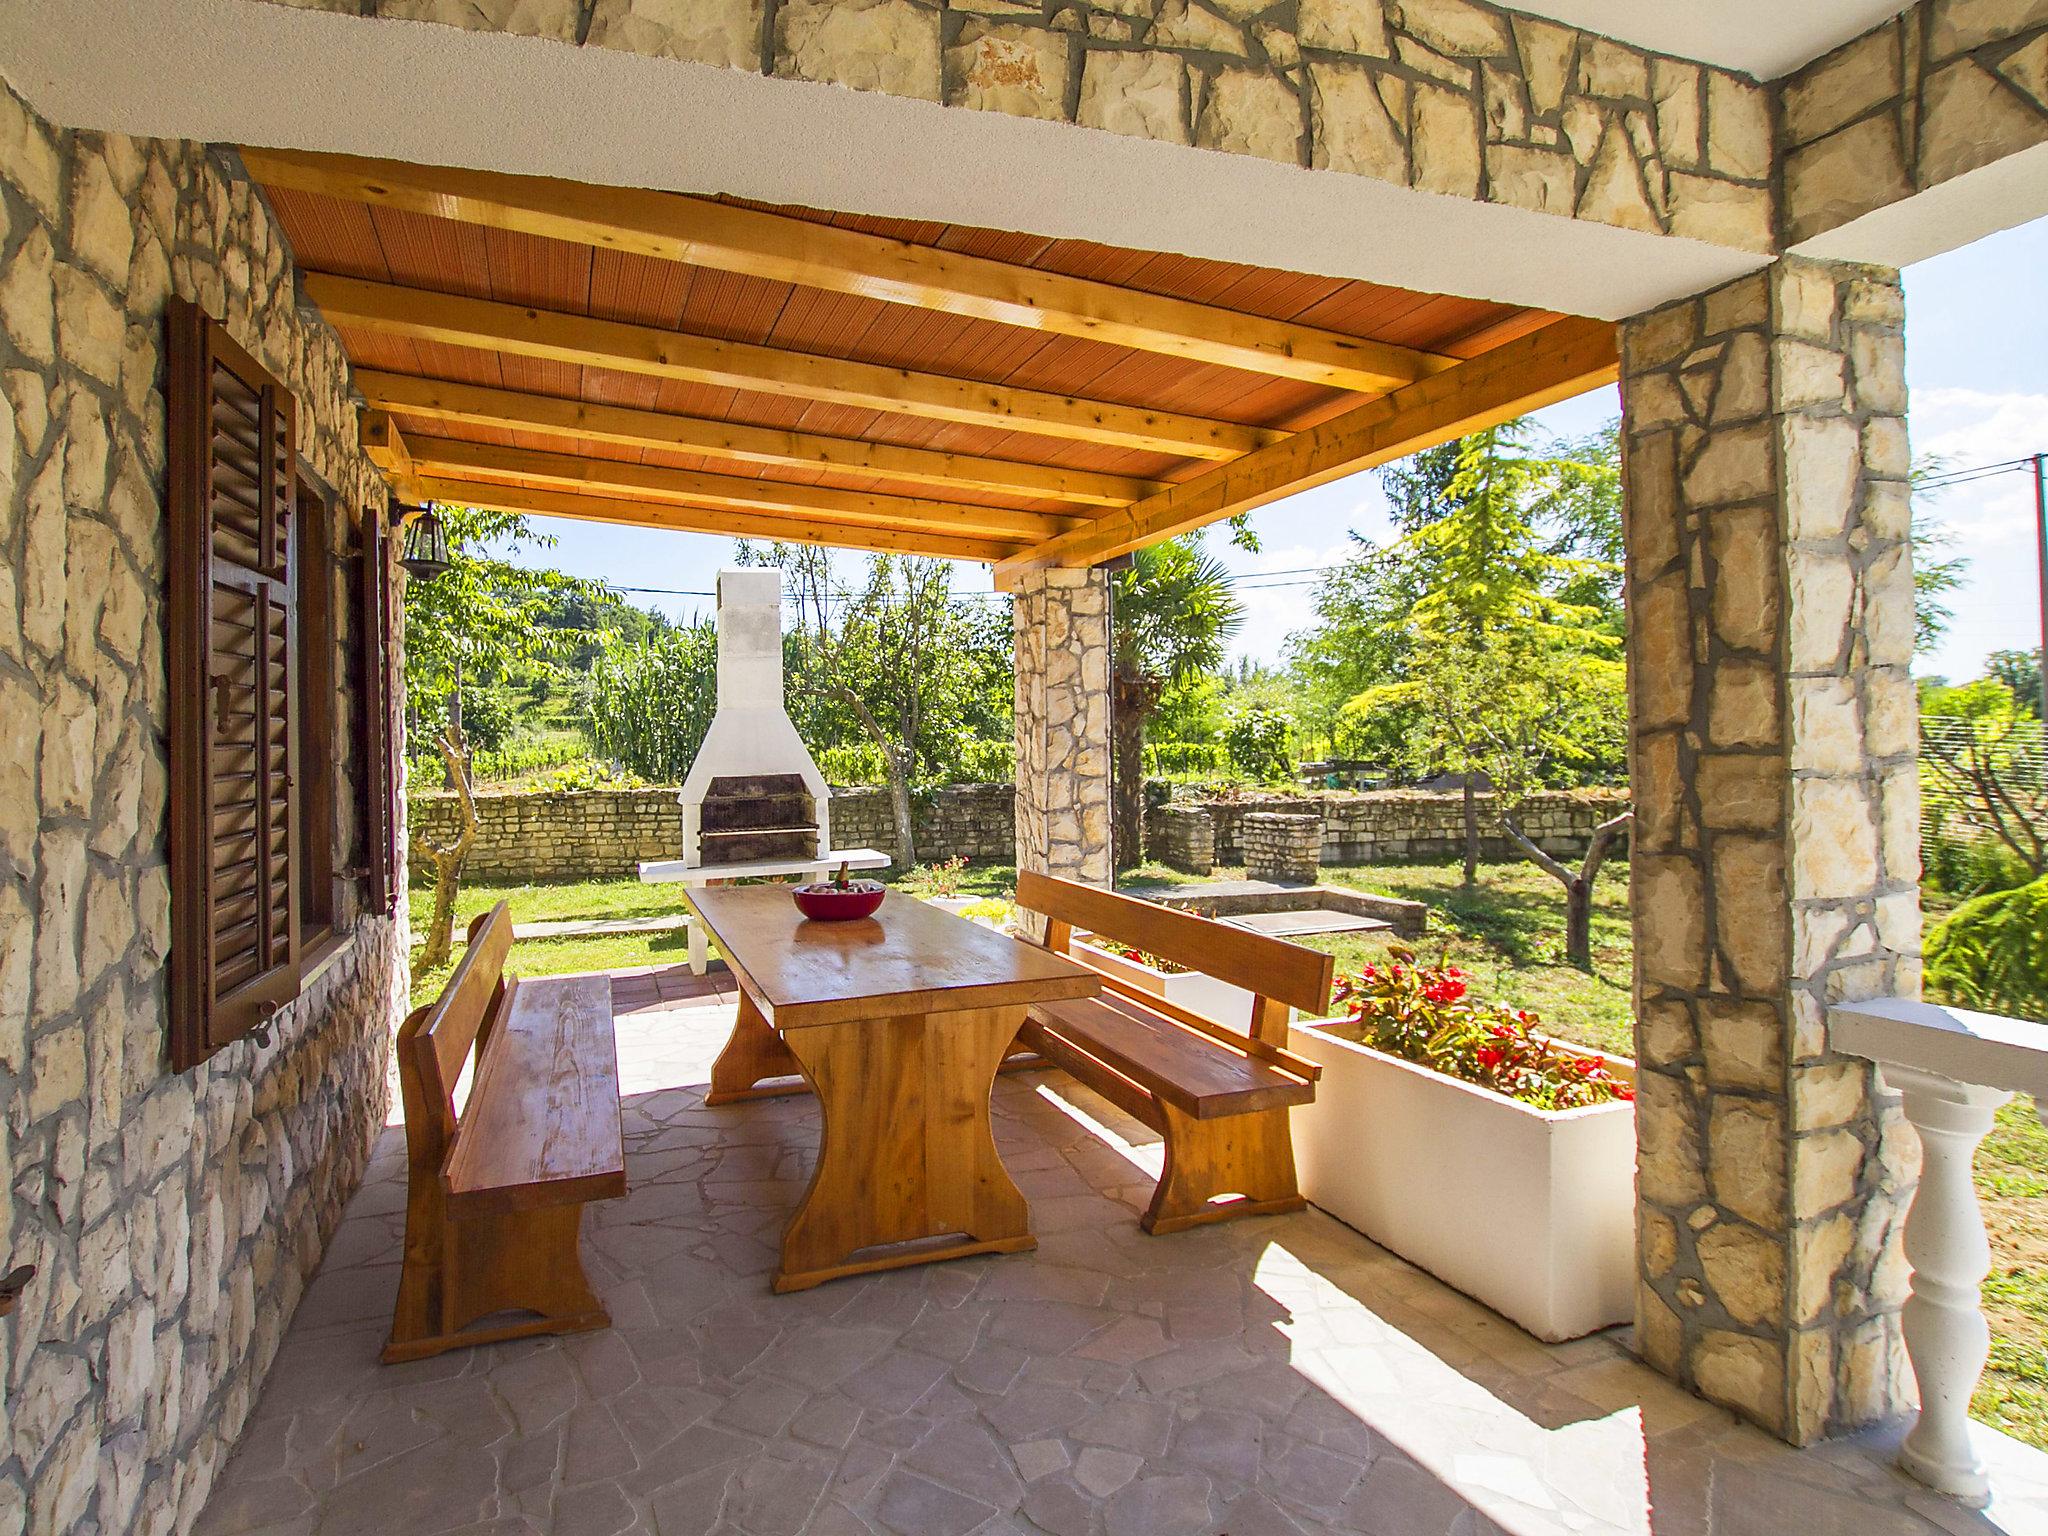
686 887 1100 1029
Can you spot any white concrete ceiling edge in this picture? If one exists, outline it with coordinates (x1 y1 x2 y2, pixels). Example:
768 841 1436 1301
1493 0 1913 80
1792 140 2048 269
0 0 1766 326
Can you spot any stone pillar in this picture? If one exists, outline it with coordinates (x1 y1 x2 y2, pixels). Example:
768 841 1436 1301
1622 255 1922 1444
1013 569 1112 907
1244 812 1323 885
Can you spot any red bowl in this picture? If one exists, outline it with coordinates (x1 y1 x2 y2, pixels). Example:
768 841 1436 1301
792 881 885 921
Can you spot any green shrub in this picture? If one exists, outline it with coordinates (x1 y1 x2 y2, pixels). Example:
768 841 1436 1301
953 738 1014 782
1925 875 2048 1021
1144 741 1229 777
1223 706 1295 782
818 741 889 786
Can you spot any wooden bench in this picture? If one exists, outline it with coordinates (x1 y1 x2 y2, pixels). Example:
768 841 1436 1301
385 902 627 1363
1015 872 1333 1236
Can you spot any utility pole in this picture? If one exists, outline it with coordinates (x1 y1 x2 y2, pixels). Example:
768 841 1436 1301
2036 453 2047 713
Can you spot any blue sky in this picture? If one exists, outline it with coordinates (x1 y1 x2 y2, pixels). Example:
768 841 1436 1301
499 217 2048 686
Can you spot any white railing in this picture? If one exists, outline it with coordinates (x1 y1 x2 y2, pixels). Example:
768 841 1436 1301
1830 998 2048 1506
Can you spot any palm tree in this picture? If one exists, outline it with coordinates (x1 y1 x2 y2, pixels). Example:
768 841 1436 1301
1111 535 1242 868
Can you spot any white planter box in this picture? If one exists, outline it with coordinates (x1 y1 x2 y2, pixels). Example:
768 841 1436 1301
923 895 979 916
1288 1017 1637 1343
1072 938 1256 1030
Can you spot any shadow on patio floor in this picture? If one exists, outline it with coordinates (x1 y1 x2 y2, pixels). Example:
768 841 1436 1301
199 965 2048 1536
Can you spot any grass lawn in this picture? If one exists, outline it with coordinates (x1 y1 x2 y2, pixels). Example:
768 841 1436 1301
402 856 2048 1448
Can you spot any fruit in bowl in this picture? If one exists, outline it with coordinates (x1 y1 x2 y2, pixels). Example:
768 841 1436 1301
792 865 886 921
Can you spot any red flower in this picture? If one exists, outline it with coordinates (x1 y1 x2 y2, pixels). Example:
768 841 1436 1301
1476 1046 1504 1069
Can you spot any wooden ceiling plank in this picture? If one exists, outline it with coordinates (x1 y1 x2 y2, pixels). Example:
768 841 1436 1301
418 475 1021 564
356 369 1159 508
245 148 1459 392
307 273 1275 461
992 316 1619 586
409 434 1078 542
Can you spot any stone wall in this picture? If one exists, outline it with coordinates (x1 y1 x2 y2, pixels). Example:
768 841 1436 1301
1620 256 1919 1444
0 87 407 1535
1147 804 1215 875
254 0 1775 254
1180 787 1632 866
410 782 1019 880
1781 0 2048 245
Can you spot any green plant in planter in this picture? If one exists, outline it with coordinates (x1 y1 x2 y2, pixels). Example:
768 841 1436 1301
1329 947 1633 1110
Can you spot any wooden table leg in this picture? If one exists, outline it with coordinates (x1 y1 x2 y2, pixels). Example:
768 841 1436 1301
706 988 804 1105
772 1004 1033 1292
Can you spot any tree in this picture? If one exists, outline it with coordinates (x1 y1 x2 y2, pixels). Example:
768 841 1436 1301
412 724 478 971
1920 679 2048 880
738 543 962 865
1358 426 1624 884
400 506 605 767
1909 452 1972 658
1110 535 1242 867
1987 649 2044 717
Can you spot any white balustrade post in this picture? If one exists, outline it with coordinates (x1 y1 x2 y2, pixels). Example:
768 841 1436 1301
1887 1063 2012 1507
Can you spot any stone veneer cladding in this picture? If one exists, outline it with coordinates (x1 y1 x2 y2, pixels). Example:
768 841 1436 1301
1620 254 1921 1444
248 0 1777 253
1012 568 1111 899
0 85 407 1534
1780 0 2048 245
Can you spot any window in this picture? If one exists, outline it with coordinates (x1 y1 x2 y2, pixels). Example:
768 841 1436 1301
166 299 302 1069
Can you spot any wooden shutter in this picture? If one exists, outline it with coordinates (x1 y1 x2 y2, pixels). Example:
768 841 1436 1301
296 468 337 938
167 299 302 1070
357 506 399 916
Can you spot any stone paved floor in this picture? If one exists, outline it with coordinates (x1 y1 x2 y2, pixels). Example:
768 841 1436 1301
195 966 2048 1536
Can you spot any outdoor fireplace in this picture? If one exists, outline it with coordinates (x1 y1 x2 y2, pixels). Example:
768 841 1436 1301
673 568 833 871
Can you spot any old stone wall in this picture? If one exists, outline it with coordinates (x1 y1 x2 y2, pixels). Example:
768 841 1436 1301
1242 811 1323 883
253 0 1775 254
1179 787 1632 866
1147 804 1215 875
1620 256 1919 1444
0 87 407 1535
410 782 1018 880
1781 0 2048 245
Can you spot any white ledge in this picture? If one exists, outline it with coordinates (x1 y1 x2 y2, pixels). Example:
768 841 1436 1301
1830 998 2048 1101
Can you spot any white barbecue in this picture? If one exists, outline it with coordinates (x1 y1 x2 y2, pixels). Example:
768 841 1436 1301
639 568 888 973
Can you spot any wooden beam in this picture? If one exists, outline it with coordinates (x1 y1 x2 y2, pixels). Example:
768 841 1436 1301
247 148 1458 393
417 476 1020 564
408 435 1079 542
359 408 420 498
993 316 1619 585
356 370 1160 509
306 274 1279 461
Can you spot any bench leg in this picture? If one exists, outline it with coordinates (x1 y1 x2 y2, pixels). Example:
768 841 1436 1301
706 988 806 1105
383 1203 609 1364
1143 1104 1307 1236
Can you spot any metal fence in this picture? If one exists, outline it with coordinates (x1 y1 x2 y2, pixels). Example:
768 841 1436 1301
1921 713 2046 847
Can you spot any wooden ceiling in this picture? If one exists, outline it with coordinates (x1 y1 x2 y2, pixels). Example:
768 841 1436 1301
246 150 1619 585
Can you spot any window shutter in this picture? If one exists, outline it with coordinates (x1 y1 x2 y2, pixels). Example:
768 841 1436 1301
296 468 337 938
357 506 399 916
167 299 302 1070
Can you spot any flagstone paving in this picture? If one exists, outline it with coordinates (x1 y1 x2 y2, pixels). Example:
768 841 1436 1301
195 965 2048 1536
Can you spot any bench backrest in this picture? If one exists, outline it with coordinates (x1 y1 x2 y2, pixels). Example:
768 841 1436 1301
394 902 516 1179
1015 872 1334 1043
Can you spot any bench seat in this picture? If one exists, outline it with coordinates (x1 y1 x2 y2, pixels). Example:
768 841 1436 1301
443 973 625 1219
1025 994 1316 1123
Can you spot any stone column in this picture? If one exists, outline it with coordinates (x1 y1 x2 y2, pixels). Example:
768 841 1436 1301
1013 568 1112 908
1622 255 1922 1444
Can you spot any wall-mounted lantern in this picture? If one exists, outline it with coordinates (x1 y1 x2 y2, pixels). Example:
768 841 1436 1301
396 503 452 582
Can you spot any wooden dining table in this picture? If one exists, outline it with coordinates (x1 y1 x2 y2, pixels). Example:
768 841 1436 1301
685 886 1101 1293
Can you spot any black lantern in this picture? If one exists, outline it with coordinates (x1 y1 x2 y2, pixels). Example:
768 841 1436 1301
397 505 453 581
